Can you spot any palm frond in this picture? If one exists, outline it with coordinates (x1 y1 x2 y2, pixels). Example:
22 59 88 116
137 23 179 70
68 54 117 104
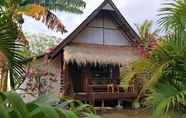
0 12 25 89
135 20 159 41
158 0 186 32
21 4 67 33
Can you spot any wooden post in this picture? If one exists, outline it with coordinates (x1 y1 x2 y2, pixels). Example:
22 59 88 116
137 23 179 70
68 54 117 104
63 62 72 96
112 65 120 102
112 65 120 84
60 52 64 97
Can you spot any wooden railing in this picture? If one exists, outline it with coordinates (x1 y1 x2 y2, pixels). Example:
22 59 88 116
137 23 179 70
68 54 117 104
89 84 135 93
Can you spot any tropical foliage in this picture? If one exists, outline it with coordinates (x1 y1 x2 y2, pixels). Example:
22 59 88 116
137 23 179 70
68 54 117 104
123 33 186 117
134 20 158 57
122 0 186 117
0 91 97 118
135 20 159 42
0 0 86 34
0 0 86 90
158 0 186 32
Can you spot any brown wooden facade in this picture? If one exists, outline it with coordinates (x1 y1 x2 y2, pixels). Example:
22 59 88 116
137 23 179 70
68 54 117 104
53 0 141 106
23 0 140 106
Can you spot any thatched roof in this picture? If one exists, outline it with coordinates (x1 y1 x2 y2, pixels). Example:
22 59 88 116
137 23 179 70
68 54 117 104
64 43 138 65
51 0 139 58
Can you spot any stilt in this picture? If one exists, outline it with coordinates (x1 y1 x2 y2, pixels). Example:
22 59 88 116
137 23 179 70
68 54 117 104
101 100 105 108
88 93 95 106
116 99 123 109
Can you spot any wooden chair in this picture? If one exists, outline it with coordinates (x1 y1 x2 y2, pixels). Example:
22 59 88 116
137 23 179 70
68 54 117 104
107 84 120 94
128 80 135 93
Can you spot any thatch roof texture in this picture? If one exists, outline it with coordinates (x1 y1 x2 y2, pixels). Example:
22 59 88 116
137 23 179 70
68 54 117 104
64 43 138 65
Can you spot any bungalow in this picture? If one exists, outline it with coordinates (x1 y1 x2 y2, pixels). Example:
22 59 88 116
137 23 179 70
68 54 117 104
23 0 141 106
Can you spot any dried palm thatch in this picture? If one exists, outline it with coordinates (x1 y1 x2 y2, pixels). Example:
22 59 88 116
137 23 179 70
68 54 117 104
23 4 67 33
64 43 139 65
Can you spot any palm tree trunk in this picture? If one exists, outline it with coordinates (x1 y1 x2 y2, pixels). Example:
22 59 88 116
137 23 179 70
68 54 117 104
0 66 8 92
0 52 8 92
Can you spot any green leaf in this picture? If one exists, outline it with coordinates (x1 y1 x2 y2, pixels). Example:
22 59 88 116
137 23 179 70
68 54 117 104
4 92 30 118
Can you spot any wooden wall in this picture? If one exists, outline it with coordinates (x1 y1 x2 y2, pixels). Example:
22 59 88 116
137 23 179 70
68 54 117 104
73 11 130 46
19 54 62 102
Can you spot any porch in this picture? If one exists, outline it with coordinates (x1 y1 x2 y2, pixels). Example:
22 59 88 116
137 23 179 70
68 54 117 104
63 62 138 106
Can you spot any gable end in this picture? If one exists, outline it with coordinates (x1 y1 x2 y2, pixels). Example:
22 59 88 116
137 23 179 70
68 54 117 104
51 0 139 58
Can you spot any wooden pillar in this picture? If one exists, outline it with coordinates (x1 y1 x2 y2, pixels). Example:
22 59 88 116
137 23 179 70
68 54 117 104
112 65 120 84
117 65 120 84
63 62 72 96
83 65 91 93
83 65 95 106
112 65 120 95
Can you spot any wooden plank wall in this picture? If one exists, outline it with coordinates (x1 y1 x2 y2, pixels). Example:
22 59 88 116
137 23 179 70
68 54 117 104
73 12 130 46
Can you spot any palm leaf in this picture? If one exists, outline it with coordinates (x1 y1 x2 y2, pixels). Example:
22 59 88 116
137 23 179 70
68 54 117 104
158 0 186 32
21 4 67 33
0 91 98 118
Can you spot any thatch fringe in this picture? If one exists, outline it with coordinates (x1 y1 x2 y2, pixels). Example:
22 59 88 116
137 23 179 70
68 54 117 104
64 43 138 66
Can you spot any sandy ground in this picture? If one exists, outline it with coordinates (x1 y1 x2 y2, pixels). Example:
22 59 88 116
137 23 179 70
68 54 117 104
99 109 150 118
99 109 185 118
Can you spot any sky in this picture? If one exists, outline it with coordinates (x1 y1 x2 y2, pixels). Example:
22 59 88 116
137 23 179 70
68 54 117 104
22 0 165 38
